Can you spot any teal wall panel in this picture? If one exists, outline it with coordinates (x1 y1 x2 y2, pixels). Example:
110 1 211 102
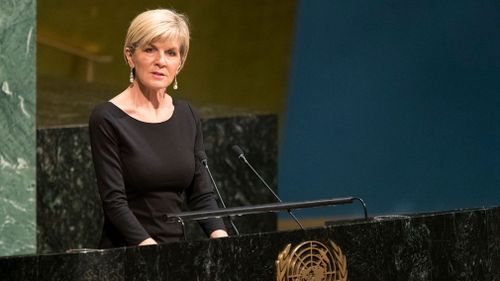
0 0 36 256
280 0 500 217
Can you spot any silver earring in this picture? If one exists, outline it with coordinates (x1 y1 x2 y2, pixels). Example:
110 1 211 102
129 68 134 83
173 76 178 90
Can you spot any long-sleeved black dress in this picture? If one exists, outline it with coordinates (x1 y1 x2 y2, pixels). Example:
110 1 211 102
89 99 225 248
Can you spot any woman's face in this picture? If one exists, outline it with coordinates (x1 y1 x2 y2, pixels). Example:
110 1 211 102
126 39 182 91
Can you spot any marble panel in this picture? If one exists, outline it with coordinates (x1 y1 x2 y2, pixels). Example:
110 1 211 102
124 245 160 281
2 206 500 280
486 208 500 280
0 0 36 256
37 249 125 281
0 254 38 281
193 114 278 236
36 126 102 253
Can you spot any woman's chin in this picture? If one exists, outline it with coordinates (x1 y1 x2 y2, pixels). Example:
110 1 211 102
136 81 170 92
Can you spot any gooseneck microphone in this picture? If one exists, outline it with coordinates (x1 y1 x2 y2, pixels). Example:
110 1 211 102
231 145 304 230
197 151 240 236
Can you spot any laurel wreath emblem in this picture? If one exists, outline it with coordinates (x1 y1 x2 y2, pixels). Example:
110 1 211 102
275 240 347 281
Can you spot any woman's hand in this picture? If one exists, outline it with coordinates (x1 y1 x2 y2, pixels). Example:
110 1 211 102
138 237 158 246
210 229 229 239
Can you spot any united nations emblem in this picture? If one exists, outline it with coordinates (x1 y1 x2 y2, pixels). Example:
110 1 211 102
275 240 347 281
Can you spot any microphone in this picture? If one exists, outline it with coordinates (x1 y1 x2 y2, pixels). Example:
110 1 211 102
231 145 304 230
197 151 240 236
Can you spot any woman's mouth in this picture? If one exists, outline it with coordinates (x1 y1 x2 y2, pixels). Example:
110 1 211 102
152 72 165 78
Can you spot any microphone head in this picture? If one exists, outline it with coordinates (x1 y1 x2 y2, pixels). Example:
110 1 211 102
196 150 208 166
231 145 244 157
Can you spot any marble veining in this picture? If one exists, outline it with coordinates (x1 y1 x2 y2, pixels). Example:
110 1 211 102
0 156 27 171
26 26 33 57
18 95 31 118
2 81 13 96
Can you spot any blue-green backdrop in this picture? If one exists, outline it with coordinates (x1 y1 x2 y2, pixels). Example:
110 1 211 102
280 0 500 217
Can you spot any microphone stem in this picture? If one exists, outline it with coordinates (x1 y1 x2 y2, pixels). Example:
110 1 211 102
241 156 305 231
205 165 227 208
242 157 281 202
203 163 240 236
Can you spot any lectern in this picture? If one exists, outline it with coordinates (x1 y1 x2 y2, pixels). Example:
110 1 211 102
1 206 499 280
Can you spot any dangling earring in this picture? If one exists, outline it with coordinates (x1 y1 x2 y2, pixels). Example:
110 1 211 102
173 76 178 90
129 68 135 83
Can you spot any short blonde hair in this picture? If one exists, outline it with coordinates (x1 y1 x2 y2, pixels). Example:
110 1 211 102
124 9 190 68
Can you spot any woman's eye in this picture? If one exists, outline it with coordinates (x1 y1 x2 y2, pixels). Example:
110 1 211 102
167 50 177 56
144 47 154 53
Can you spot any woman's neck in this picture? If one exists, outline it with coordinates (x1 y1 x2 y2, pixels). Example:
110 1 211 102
109 83 175 123
128 83 172 109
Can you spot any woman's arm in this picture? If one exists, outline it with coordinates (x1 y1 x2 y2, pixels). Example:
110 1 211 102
89 106 152 246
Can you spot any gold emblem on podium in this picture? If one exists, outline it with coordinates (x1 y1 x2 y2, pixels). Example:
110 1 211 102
275 240 347 281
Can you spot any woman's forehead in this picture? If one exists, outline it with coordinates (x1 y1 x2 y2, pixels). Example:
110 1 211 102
144 36 181 48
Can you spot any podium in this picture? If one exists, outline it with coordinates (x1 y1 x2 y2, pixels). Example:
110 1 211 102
1 206 499 281
23 108 500 280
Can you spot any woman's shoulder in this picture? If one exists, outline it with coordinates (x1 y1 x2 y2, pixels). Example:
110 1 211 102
89 102 123 125
173 98 190 110
173 98 200 120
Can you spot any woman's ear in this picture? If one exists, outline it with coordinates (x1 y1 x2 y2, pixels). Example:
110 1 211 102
124 47 135 68
176 61 183 74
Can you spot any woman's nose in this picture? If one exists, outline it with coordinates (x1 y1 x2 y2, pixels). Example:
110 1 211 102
155 52 168 66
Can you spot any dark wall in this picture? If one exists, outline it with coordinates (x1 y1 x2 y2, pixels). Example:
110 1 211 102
280 0 500 216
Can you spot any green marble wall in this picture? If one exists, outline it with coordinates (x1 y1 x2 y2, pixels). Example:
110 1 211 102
0 0 36 256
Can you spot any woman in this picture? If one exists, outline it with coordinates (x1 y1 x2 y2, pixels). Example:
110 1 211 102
89 9 228 248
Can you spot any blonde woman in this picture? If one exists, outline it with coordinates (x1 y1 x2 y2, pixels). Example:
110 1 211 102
89 9 228 248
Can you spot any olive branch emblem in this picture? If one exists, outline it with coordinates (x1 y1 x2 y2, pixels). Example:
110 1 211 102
275 240 347 281
275 243 291 281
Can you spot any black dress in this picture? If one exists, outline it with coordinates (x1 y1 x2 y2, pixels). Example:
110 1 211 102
89 99 225 248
